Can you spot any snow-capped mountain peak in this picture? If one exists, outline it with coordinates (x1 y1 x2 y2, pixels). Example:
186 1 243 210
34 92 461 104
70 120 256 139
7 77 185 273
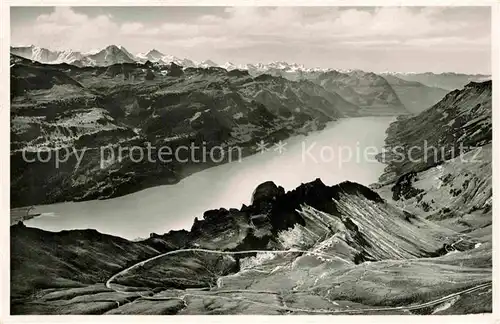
198 59 218 68
136 49 165 62
10 45 84 64
53 49 84 63
221 62 239 70
67 45 137 66
147 49 164 57
83 48 101 56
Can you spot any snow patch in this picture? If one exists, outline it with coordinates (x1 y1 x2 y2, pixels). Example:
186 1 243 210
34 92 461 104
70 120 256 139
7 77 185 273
278 226 307 249
432 296 460 314
189 111 202 122
239 252 277 270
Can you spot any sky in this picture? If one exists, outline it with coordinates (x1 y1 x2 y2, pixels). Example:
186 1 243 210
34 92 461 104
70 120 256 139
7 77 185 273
10 6 491 74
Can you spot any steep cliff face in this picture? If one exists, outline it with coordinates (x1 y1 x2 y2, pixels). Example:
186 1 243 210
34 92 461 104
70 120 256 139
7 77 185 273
11 56 352 207
377 80 491 185
11 179 490 315
372 80 492 250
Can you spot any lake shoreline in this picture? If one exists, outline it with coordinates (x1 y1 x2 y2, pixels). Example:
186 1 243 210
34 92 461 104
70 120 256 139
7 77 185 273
21 116 396 239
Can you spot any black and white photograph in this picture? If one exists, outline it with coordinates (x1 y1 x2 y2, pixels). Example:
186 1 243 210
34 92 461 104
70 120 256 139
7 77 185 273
5 3 496 317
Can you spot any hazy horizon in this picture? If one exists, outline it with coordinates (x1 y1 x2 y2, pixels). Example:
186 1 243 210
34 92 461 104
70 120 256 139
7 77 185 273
11 6 492 74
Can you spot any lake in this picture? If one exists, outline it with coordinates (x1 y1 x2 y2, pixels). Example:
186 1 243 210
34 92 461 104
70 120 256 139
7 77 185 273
25 116 394 239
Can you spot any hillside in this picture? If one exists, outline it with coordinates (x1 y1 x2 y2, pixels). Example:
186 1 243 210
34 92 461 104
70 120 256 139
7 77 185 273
313 70 409 116
382 72 490 91
376 80 491 185
11 56 353 207
381 75 449 114
11 179 491 314
371 80 491 273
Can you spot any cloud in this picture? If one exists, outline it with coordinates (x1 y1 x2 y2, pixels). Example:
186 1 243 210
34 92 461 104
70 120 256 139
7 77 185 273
36 7 88 25
148 6 488 50
10 6 491 73
14 7 118 50
14 6 489 51
120 22 144 34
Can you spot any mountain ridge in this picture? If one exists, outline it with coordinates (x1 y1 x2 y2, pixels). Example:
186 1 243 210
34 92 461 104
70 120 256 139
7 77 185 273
10 45 489 83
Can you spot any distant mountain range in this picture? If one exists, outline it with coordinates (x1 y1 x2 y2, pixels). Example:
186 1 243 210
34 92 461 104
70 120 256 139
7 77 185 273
10 45 85 64
11 44 491 119
10 45 223 69
380 71 491 91
11 45 489 91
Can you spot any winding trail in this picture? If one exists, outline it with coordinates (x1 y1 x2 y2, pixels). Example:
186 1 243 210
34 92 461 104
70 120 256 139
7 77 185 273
105 248 351 291
105 247 491 314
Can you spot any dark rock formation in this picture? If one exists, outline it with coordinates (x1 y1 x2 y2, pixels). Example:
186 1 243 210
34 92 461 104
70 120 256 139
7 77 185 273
144 69 155 80
391 171 423 201
251 181 285 214
167 62 183 77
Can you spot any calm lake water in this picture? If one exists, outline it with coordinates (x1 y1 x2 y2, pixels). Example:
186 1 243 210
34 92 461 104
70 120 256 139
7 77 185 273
25 116 394 239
